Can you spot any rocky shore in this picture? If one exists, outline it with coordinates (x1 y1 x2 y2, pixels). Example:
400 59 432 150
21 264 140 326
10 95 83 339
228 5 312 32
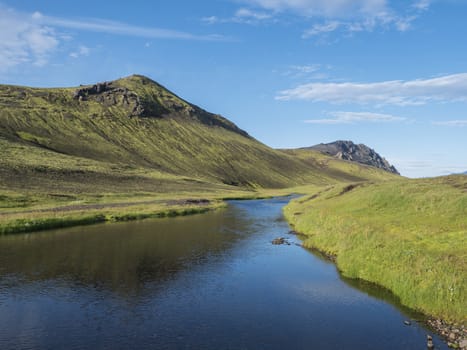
427 319 466 349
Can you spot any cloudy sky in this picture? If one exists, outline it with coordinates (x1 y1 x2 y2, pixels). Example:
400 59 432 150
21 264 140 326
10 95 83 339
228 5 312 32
1 0 466 177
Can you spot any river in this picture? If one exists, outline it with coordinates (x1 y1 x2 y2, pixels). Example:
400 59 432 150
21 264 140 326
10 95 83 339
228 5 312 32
0 197 447 349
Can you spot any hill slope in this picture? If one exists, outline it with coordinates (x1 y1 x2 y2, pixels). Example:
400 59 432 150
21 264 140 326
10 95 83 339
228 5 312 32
0 75 396 196
307 140 399 174
0 75 311 189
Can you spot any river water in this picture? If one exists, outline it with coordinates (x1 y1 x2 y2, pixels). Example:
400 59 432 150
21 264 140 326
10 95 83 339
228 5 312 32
0 197 447 349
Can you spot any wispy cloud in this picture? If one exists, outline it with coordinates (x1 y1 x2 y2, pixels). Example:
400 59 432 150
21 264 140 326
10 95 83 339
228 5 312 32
202 7 273 25
240 0 388 18
0 5 226 72
69 45 90 58
432 120 467 127
304 111 406 124
236 8 272 20
289 64 321 74
0 6 58 70
302 21 340 38
239 0 429 38
36 13 225 41
413 0 430 11
276 73 467 106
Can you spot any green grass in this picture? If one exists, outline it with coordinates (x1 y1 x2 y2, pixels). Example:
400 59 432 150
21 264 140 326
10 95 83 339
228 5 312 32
0 200 226 235
284 176 467 322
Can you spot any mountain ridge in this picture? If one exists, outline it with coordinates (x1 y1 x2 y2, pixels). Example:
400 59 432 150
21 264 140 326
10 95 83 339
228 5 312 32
0 75 398 197
306 140 400 175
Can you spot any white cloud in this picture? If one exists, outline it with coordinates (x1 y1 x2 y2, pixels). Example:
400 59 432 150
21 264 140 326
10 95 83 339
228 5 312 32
202 8 272 24
276 73 467 106
289 64 321 74
235 8 272 20
202 16 221 24
393 16 416 32
432 120 467 127
413 0 430 11
240 0 388 18
40 15 225 41
239 0 428 38
304 111 406 124
280 64 330 80
302 21 340 37
69 45 90 58
0 6 59 70
0 5 226 72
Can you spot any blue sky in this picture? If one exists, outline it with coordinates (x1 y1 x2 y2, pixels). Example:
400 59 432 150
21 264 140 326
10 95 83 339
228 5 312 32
1 0 466 177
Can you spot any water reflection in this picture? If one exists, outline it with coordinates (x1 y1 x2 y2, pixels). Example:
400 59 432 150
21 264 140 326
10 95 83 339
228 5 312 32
0 209 251 295
0 197 448 350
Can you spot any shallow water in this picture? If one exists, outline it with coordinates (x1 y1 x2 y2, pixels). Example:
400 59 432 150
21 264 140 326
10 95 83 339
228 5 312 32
0 197 447 349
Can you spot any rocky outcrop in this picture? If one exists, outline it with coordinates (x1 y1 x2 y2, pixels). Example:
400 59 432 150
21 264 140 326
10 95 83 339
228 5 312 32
71 76 249 137
73 82 147 118
308 140 400 175
73 82 113 99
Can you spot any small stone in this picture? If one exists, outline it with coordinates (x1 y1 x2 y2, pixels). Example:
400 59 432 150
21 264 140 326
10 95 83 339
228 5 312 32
450 333 457 341
272 237 286 245
459 339 467 348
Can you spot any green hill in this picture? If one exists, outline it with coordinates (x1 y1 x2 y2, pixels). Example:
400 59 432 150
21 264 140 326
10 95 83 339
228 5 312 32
0 75 397 232
0 75 396 194
0 75 307 188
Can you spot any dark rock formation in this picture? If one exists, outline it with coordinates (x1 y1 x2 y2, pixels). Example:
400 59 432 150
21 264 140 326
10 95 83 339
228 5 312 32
73 82 149 118
307 140 400 175
73 82 113 100
71 76 250 137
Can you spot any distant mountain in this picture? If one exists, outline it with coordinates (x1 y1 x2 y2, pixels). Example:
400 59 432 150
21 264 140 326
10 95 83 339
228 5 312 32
306 140 400 175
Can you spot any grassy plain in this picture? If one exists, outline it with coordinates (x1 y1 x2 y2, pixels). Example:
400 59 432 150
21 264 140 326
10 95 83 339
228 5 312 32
284 176 467 322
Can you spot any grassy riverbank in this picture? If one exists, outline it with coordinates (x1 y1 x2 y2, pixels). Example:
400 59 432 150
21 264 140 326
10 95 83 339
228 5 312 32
284 176 467 323
0 184 309 235
0 198 227 235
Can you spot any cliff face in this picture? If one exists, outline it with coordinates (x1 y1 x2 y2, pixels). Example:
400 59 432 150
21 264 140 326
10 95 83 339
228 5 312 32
307 140 400 175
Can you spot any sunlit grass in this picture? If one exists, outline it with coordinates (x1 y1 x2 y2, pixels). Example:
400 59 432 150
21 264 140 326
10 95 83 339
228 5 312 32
284 176 467 322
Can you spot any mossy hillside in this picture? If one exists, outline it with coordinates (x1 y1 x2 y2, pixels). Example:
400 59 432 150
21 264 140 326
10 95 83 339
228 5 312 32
0 137 246 204
1 76 319 188
0 75 400 234
284 176 467 322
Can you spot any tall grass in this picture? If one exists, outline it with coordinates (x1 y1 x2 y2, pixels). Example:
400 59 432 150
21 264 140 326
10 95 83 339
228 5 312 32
284 176 467 322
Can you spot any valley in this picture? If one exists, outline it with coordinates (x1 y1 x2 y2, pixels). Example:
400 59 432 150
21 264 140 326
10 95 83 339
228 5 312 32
0 75 465 348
